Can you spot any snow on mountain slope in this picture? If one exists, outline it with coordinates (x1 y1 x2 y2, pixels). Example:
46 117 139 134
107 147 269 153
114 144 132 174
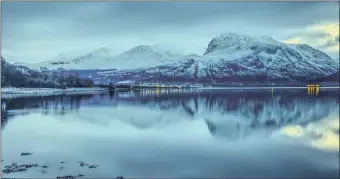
12 48 110 70
12 33 339 83
19 47 115 70
53 48 110 63
19 45 182 71
99 33 338 83
201 33 338 76
108 45 182 69
151 44 185 57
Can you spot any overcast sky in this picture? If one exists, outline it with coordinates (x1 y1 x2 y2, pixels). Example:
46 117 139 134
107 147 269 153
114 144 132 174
2 1 339 63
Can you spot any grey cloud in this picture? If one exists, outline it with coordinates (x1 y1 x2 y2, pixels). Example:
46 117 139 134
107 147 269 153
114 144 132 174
285 32 330 42
306 32 330 40
1 1 339 63
116 2 339 27
317 37 339 49
3 2 338 31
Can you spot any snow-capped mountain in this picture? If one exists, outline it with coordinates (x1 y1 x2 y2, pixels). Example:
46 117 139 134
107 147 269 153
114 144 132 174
190 33 339 81
20 45 182 71
12 33 339 83
111 45 182 69
15 47 115 70
87 33 338 83
53 48 112 63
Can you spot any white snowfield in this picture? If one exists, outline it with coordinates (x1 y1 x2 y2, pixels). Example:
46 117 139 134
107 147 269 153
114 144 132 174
1 87 107 99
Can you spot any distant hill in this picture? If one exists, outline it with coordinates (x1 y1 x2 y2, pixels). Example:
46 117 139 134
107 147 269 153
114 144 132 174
1 57 94 88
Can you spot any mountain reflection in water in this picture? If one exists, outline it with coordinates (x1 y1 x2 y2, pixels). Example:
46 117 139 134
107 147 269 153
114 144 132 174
2 89 339 134
1 88 339 178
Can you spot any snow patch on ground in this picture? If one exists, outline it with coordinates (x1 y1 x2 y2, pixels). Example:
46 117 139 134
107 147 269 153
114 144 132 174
1 88 107 99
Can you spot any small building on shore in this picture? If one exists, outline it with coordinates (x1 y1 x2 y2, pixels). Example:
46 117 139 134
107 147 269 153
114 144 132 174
116 80 136 89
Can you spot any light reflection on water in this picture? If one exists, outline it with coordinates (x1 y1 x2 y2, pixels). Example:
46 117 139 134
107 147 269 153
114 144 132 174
1 88 339 178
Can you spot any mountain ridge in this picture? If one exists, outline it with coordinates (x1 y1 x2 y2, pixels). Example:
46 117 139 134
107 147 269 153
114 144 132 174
6 33 339 84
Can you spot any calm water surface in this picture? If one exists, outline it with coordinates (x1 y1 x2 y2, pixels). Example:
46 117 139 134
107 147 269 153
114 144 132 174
1 88 339 178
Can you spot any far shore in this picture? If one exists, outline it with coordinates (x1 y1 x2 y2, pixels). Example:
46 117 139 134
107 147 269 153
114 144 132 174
1 87 108 99
1 85 339 99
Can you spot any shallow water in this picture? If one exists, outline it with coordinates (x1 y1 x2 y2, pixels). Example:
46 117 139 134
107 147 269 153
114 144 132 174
1 88 339 178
